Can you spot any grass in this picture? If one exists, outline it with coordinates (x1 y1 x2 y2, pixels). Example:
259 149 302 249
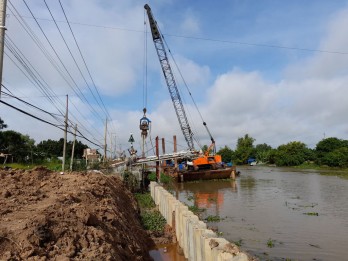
134 193 155 209
134 192 166 232
3 161 90 172
4 162 62 171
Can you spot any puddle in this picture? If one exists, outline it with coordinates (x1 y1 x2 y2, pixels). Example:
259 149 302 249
149 243 186 261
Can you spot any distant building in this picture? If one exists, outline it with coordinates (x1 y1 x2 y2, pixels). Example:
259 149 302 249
83 149 99 163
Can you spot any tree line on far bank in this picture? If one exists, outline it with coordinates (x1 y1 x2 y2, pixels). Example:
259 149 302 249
0 117 88 164
217 134 348 168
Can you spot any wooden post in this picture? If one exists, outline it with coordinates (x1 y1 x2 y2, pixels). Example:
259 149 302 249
162 137 166 166
230 168 236 180
173 135 178 169
156 136 160 182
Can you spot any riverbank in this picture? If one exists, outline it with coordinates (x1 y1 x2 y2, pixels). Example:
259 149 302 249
0 167 154 260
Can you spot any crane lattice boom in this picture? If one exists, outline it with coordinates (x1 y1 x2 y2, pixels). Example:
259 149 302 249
144 4 195 151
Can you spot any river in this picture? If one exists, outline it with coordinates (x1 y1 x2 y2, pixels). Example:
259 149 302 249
173 166 348 261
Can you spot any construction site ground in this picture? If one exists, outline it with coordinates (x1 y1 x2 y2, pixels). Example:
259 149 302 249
0 167 174 260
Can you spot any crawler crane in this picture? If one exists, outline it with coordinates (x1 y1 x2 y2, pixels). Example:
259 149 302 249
144 4 222 170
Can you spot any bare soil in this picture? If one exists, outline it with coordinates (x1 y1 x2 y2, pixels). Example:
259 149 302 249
0 167 155 261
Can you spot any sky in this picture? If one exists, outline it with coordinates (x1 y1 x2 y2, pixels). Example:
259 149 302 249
1 0 348 156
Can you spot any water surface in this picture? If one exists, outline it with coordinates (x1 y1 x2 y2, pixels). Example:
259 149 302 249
174 166 348 261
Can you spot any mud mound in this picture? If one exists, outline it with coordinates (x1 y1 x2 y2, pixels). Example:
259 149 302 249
0 167 153 260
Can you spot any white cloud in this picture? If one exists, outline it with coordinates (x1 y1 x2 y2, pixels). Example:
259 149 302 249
173 55 211 89
180 9 200 34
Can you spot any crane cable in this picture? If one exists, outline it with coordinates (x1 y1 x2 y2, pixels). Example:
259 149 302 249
143 9 148 110
161 35 204 149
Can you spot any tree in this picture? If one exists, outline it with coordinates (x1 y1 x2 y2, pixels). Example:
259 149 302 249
274 141 310 166
201 145 208 154
217 145 234 163
37 138 88 159
315 137 348 165
0 130 35 163
233 134 255 165
321 147 348 167
254 143 273 163
0 117 7 130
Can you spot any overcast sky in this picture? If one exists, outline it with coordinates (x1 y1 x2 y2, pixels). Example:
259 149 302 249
1 0 348 156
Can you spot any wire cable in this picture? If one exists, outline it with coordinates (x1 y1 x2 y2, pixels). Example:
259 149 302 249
0 99 103 148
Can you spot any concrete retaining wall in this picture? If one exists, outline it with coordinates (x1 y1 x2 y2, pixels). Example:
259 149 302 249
150 181 250 261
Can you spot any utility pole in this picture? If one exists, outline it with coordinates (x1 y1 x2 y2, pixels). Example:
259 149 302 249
62 95 68 172
104 118 107 162
70 124 77 172
0 0 8 98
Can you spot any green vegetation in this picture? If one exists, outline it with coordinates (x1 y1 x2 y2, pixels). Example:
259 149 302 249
148 172 172 184
0 119 89 170
140 210 166 231
187 195 195 201
135 192 166 232
267 238 275 248
123 171 139 192
216 133 348 168
188 205 206 215
205 215 223 222
303 212 319 216
134 193 155 208
234 239 243 247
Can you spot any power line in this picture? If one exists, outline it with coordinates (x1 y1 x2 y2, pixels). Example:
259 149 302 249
1 87 62 119
44 0 107 122
21 0 106 125
0 99 103 148
58 0 113 124
8 1 108 142
10 13 348 55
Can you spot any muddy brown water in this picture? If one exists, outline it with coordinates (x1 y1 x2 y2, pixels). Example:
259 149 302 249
172 166 348 261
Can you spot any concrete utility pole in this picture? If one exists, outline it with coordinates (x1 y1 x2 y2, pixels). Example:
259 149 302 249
62 95 68 172
104 118 107 162
70 124 77 172
0 0 8 98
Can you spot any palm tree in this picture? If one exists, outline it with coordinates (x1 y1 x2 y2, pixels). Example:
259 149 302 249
0 117 7 129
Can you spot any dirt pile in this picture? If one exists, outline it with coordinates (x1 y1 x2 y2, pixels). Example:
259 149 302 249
0 167 154 260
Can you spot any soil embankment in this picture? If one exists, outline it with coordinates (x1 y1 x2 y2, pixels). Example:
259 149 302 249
0 167 154 260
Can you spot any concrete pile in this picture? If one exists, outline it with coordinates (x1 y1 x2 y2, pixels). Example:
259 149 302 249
150 182 253 261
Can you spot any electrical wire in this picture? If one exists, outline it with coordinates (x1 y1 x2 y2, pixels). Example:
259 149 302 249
7 1 108 144
58 0 114 125
9 13 348 55
21 0 106 125
0 99 103 148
